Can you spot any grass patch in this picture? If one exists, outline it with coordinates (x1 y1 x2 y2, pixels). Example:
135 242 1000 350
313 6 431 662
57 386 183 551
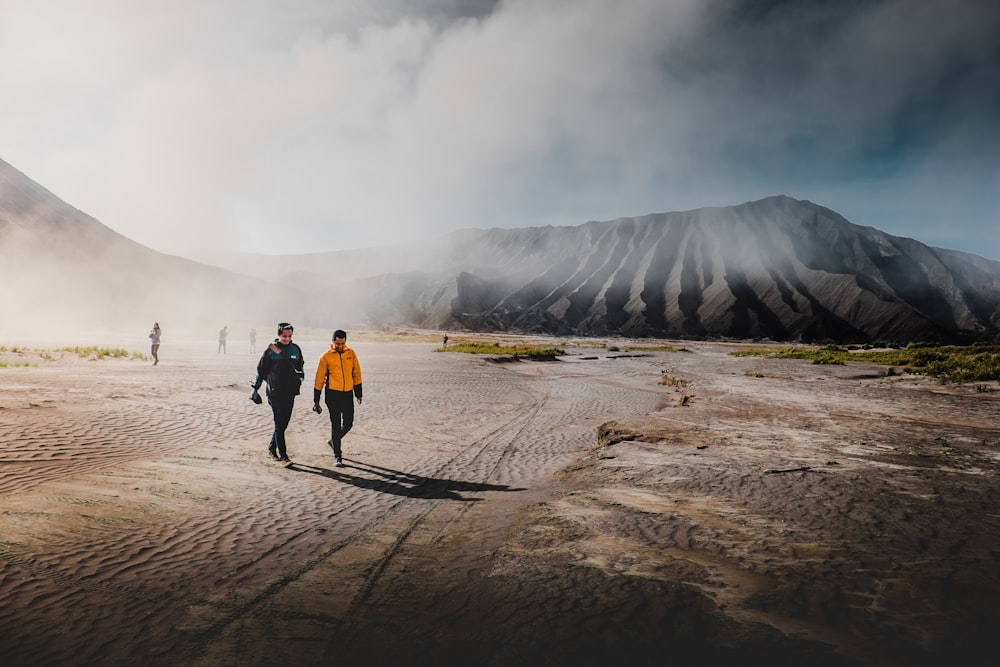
0 346 148 363
58 346 138 359
623 343 680 352
437 341 566 358
732 343 1000 383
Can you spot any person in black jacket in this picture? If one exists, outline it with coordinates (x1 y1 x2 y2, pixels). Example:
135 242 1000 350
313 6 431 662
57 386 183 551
250 322 305 465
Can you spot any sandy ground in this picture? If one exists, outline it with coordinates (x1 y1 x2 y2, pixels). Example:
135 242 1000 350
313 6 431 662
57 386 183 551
1 336 999 666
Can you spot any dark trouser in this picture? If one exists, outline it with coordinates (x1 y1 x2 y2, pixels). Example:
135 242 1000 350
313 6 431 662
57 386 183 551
151 344 159 364
325 390 355 459
268 393 296 458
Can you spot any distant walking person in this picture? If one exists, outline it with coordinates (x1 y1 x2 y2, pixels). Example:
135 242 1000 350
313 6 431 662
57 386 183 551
218 325 228 354
442 334 448 346
313 329 363 467
249 328 257 354
251 323 305 465
148 322 161 365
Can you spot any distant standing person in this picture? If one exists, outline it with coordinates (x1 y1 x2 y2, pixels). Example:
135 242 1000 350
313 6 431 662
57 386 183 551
249 328 257 354
148 322 161 365
218 325 228 354
251 322 305 465
313 329 363 467
442 334 448 346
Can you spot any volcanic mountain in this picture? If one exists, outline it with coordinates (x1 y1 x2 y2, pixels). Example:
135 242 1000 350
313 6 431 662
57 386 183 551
3 155 999 344
449 196 1000 343
233 197 1000 344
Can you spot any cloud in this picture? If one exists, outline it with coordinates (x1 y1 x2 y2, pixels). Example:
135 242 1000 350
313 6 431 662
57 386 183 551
1 0 997 258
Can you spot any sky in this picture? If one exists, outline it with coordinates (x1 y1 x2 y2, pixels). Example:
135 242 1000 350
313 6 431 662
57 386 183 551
1 0 998 260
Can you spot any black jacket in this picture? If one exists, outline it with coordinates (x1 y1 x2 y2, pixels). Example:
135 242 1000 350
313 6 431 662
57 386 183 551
253 340 305 397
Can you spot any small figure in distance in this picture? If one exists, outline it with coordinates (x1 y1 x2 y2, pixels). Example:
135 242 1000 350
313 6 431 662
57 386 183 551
218 325 228 354
443 334 448 346
249 328 257 354
149 322 161 365
313 329 363 467
251 322 305 466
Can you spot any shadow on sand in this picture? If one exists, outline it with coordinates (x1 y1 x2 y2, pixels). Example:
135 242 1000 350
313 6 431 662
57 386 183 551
290 458 526 501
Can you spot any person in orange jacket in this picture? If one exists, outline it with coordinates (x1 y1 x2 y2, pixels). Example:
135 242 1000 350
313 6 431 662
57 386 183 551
312 329 362 466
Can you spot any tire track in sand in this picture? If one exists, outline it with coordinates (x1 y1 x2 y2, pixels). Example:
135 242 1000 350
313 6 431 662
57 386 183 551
0 350 665 666
191 361 663 665
180 381 546 663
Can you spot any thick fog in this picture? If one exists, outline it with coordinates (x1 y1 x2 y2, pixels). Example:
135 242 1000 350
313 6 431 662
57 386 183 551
0 0 998 261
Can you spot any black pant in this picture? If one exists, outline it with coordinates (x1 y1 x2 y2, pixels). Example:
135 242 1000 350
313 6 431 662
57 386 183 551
325 390 355 458
268 393 296 458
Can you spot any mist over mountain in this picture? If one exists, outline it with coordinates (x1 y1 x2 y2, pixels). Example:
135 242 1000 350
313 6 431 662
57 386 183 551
225 197 1000 344
0 158 319 337
3 156 998 344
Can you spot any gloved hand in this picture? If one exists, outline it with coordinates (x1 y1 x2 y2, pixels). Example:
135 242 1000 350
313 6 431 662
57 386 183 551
250 388 263 404
312 402 322 414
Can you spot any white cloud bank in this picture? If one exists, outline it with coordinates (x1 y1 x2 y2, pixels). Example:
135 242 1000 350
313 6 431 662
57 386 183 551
1 0 998 258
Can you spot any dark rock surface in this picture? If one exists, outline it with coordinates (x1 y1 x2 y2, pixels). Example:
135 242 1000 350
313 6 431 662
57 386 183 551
344 196 1000 343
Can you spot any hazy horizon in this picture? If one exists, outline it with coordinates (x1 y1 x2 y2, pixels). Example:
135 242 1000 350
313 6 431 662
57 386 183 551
2 177 999 352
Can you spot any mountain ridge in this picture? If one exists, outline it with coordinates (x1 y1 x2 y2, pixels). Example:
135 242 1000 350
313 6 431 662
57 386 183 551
2 157 998 343
0 158 319 334
340 195 1000 343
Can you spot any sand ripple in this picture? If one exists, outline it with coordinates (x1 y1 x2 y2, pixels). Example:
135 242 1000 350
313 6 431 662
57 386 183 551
0 342 662 665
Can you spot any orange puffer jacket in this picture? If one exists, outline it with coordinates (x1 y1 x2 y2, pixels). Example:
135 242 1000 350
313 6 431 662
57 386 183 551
313 346 363 401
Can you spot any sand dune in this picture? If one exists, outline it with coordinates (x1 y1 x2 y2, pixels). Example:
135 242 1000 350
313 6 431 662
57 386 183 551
1 337 998 665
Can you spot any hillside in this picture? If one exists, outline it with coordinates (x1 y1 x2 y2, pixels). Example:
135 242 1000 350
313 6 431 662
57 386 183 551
228 196 1000 343
0 158 319 336
4 156 998 344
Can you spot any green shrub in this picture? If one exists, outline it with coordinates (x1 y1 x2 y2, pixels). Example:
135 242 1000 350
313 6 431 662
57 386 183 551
731 343 1000 383
437 341 566 357
811 352 845 365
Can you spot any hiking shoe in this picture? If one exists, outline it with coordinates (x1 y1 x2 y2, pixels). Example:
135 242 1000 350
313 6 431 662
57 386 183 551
335 456 344 467
268 449 280 461
281 456 292 467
